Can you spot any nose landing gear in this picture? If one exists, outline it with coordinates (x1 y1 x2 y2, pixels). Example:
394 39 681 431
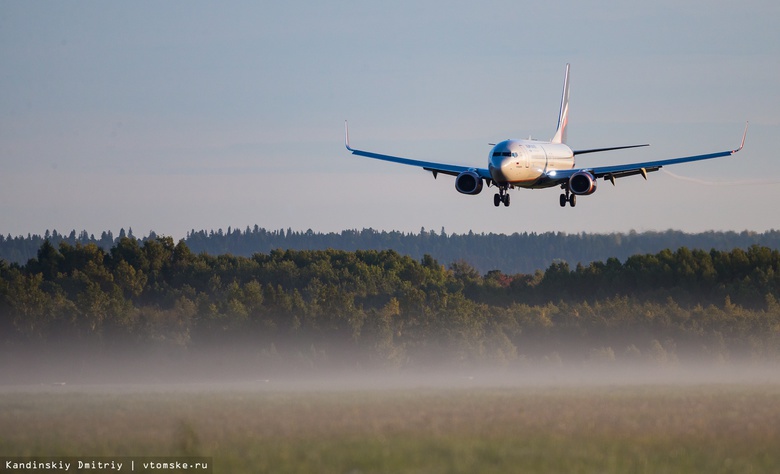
494 186 510 207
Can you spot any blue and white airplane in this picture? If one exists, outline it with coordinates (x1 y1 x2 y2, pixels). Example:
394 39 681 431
345 64 747 208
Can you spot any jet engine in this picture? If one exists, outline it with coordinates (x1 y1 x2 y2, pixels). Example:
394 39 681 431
455 170 484 195
569 171 598 195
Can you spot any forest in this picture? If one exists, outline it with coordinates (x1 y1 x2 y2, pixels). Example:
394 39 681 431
1 236 779 376
2 226 780 274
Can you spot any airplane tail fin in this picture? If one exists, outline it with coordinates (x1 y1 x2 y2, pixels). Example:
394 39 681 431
551 63 570 144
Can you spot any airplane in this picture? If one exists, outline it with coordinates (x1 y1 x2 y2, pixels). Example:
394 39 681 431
344 64 748 208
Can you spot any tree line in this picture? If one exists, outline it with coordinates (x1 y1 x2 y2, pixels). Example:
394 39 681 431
1 237 778 370
2 227 779 274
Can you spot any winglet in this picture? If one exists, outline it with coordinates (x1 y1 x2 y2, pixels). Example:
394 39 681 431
732 121 749 154
345 120 354 151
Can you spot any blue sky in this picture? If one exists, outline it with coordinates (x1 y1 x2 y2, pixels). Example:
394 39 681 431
1 1 778 239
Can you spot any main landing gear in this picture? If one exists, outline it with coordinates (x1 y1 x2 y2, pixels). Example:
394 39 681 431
494 186 510 207
560 189 576 207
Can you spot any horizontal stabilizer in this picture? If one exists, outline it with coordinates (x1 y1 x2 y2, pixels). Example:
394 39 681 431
573 144 650 156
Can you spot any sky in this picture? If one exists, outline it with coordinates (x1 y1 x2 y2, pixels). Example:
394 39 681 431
1 0 779 240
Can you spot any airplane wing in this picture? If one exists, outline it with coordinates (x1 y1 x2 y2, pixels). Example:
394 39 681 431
546 122 749 186
344 121 492 180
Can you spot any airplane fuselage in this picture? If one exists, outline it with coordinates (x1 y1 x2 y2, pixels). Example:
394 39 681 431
488 139 574 189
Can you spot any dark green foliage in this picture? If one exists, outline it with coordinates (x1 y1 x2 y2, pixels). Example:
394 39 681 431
3 227 780 274
1 237 779 369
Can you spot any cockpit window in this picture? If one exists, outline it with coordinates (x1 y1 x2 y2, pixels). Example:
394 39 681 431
502 152 512 156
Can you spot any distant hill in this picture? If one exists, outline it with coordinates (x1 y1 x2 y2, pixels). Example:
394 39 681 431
2 226 779 274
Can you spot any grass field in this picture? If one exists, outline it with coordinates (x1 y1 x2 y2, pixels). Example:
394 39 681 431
2 381 780 473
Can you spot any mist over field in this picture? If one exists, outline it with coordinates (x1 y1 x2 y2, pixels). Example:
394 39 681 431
2 348 779 396
2 313 778 392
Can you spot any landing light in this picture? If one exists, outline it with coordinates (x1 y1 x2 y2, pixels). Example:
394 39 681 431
548 170 557 177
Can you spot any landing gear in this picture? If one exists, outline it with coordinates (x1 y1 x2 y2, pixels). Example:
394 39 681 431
560 189 576 207
494 186 510 207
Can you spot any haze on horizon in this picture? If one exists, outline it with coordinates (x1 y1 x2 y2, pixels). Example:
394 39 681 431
1 1 778 240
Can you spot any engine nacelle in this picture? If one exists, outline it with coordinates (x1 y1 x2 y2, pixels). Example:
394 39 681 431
455 170 484 195
569 171 598 195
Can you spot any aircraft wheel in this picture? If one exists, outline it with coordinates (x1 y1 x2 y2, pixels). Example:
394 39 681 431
503 194 510 207
569 194 577 207
494 194 501 207
560 194 567 207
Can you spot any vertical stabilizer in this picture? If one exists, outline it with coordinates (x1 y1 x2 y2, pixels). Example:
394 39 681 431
551 63 570 144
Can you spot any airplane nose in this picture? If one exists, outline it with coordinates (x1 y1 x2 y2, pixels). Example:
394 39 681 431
489 154 512 181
